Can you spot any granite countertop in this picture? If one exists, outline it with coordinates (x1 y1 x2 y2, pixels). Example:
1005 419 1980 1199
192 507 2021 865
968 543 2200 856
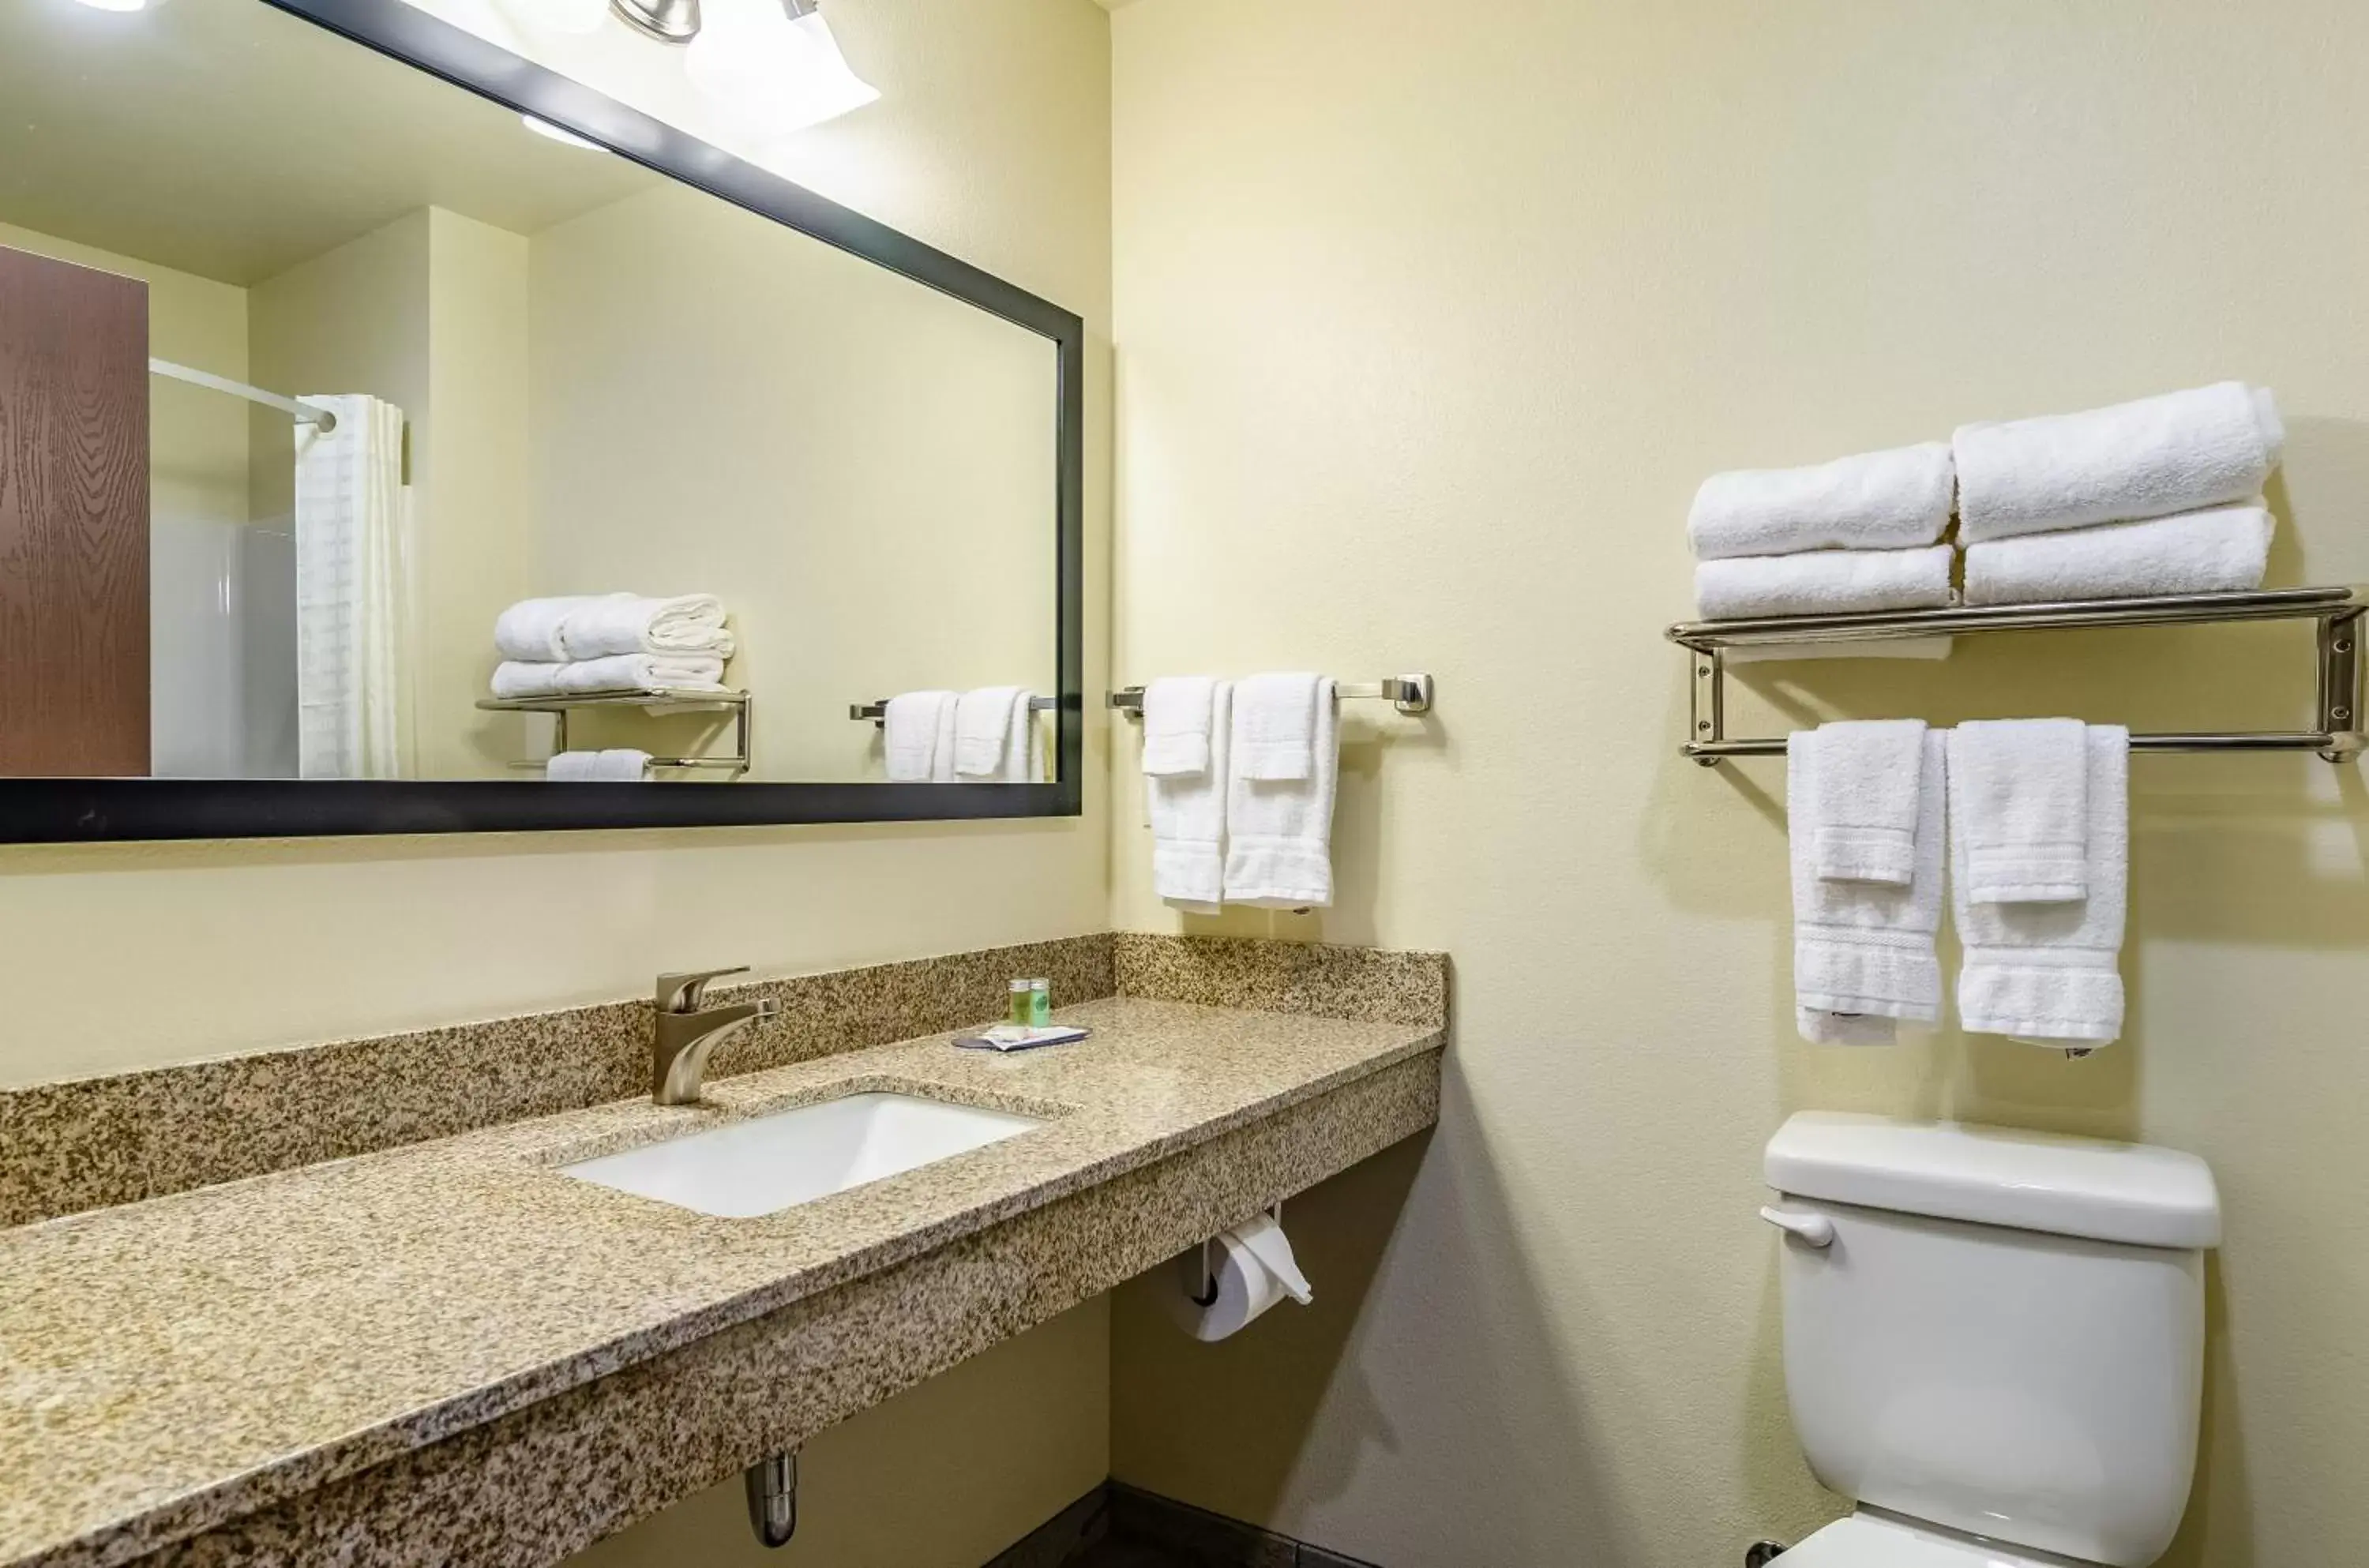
0 996 1444 1568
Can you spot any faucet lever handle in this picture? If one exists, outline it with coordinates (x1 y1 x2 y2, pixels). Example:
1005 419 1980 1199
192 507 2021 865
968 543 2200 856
657 966 749 1014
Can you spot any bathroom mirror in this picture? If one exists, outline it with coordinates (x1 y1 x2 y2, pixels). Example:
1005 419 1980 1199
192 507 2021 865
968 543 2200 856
0 0 1082 839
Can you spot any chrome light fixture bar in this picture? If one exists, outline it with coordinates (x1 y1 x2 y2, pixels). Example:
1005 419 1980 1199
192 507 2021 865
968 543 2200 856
611 0 700 42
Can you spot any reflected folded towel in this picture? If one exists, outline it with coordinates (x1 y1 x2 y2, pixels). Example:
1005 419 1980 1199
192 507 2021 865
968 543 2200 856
546 748 650 782
1954 381 2284 543
1688 442 1954 561
494 595 629 662
558 594 735 659
1695 545 1954 620
1952 726 2131 1046
884 691 958 782
1789 729 1947 1045
490 655 726 700
1962 501 2273 606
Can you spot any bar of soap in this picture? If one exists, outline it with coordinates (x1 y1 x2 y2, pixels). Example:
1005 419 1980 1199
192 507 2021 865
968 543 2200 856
954 1025 1091 1052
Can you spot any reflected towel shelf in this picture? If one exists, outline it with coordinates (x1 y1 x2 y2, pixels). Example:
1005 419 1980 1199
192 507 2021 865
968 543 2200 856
1665 586 2366 765
477 688 752 775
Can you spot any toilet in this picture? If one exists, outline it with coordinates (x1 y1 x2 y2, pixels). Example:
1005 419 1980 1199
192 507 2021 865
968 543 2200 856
1760 1112 2222 1566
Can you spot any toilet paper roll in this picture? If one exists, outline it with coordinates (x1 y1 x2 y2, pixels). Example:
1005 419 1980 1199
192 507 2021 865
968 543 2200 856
1165 1213 1313 1342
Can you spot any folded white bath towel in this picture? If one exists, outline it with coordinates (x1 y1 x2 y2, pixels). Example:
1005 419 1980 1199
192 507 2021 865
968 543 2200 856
1695 545 1954 620
1796 720 1930 887
494 595 629 662
558 593 736 659
954 686 1026 778
1952 726 2130 1045
1688 442 1955 561
1230 672 1323 781
1151 681 1231 911
1954 381 2284 543
883 690 957 782
1141 677 1219 777
1789 729 1947 1045
490 654 726 700
1949 719 2090 904
1962 501 2273 606
546 748 650 782
1224 677 1337 908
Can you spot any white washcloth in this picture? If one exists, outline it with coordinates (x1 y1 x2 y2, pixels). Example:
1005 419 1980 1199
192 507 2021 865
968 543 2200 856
546 748 649 781
490 655 726 700
1953 726 2130 1045
560 593 736 659
1796 720 1930 886
884 690 957 782
1949 719 2091 904
494 595 629 662
1141 677 1219 777
1151 682 1232 911
1695 545 1954 620
1231 672 1323 781
1963 501 2273 606
1789 730 1947 1045
1688 442 1954 561
954 686 1026 778
1224 677 1338 908
1954 381 2285 543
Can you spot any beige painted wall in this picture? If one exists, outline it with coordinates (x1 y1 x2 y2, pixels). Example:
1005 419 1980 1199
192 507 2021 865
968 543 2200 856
527 182 1055 781
1106 2 2369 1565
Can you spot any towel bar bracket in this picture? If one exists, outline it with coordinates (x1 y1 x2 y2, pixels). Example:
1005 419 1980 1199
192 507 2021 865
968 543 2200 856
1669 587 2367 766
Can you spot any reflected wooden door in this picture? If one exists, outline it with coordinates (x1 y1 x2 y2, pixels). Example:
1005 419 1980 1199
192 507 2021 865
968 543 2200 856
0 244 150 776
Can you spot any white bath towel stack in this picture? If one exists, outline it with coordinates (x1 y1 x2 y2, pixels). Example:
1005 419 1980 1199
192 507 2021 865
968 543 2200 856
1689 444 1957 620
1957 383 2283 606
1136 672 1341 912
491 594 735 698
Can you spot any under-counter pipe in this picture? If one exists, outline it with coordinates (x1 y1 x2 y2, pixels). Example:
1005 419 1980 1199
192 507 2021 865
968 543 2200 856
745 1450 798 1548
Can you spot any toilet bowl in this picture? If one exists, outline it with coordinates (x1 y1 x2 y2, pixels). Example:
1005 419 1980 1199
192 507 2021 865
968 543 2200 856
1762 1112 2221 1568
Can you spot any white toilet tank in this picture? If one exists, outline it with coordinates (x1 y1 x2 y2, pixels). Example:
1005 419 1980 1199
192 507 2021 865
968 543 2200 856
1764 1113 2221 1566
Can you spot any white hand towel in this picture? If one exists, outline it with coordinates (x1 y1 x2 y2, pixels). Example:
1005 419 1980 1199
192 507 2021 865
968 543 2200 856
1695 545 1954 620
1796 720 1930 886
558 593 736 659
1954 381 2284 543
1949 719 2091 904
1962 501 2273 606
1224 678 1338 908
884 691 956 782
1152 682 1232 912
931 693 959 782
954 686 1025 778
1688 442 1955 561
1231 672 1323 781
1141 677 1219 777
1952 726 2131 1046
1789 730 1947 1045
546 750 599 781
494 595 629 662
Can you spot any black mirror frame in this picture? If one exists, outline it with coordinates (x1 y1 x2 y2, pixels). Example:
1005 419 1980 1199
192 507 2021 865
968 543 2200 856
0 0 1084 842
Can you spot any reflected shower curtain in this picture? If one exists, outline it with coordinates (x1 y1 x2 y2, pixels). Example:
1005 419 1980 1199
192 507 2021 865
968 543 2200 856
295 396 412 779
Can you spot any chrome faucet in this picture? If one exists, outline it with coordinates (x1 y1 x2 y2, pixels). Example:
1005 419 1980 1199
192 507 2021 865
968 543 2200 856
652 967 781 1105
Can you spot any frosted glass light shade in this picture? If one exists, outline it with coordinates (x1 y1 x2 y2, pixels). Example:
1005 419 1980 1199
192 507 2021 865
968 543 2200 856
503 0 611 35
685 0 880 137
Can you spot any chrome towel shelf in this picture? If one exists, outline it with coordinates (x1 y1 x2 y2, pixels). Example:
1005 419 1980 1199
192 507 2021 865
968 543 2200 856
1107 674 1435 718
849 695 1060 724
478 688 752 775
1666 587 2365 765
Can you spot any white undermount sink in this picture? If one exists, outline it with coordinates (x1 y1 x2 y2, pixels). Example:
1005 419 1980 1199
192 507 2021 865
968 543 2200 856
561 1092 1046 1218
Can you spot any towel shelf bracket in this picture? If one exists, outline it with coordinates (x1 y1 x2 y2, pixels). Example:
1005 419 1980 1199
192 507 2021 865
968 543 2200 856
1667 587 2367 766
1107 673 1435 718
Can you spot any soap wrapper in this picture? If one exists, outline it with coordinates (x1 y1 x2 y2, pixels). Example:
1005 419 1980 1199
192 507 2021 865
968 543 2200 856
953 1024 1091 1053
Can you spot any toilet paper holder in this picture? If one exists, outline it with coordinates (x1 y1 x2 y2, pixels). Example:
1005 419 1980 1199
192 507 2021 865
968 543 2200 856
1192 1200 1283 1306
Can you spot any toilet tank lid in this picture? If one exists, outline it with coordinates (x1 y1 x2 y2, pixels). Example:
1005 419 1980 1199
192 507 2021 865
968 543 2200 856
1765 1112 2221 1249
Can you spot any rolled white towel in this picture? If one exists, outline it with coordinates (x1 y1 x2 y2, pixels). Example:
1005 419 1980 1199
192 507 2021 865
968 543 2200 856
490 654 726 700
1954 381 2284 543
494 595 629 662
1688 442 1954 561
1694 545 1954 621
559 594 735 659
1962 501 2273 606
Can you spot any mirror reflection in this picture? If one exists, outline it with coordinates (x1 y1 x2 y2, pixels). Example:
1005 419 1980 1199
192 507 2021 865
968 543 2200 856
0 0 1058 786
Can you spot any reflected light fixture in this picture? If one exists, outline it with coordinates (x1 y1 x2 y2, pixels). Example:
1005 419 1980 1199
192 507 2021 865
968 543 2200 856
521 115 606 150
614 0 880 133
72 0 169 11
